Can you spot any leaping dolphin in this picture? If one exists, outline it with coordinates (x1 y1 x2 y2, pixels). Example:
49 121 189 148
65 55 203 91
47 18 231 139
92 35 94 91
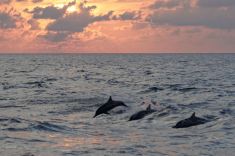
172 112 208 128
129 104 155 121
93 96 128 118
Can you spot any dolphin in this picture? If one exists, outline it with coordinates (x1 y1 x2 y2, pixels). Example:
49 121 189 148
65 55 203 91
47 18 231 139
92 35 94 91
129 104 155 121
93 96 128 118
172 112 208 128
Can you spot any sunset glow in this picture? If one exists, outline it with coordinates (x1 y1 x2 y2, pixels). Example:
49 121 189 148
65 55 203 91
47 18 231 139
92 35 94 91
0 0 235 53
66 5 77 13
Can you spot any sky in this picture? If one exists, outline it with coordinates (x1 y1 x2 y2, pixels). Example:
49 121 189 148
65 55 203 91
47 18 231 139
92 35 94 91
0 0 235 53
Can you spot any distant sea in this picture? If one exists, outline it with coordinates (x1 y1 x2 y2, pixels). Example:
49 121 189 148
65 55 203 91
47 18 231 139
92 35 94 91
0 54 234 156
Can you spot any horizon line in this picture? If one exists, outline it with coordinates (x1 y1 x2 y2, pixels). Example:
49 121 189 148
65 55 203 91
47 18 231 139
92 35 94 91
0 52 234 55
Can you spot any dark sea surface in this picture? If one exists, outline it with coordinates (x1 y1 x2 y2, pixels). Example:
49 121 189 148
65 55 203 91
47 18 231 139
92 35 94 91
0 54 234 156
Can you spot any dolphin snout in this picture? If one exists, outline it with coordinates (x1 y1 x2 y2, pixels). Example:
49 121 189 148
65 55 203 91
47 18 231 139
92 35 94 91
93 114 98 118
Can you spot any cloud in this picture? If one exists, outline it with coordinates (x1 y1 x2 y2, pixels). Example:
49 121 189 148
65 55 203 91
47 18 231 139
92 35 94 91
46 3 113 32
16 0 27 2
148 1 235 29
39 31 71 42
27 19 40 30
116 0 143 2
38 2 113 42
0 10 19 29
197 0 235 8
132 21 149 29
41 2 143 42
149 0 180 9
32 0 43 3
0 0 11 4
149 0 195 10
113 11 141 20
26 1 75 19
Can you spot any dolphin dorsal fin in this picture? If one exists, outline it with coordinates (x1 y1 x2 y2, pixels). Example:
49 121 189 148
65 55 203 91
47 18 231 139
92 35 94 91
108 96 112 102
146 104 151 111
190 112 196 118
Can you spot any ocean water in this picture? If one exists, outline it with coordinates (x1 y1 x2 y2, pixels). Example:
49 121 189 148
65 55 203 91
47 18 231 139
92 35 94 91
0 54 234 156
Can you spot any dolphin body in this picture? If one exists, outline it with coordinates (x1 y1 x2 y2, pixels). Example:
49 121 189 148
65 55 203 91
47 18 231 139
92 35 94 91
129 104 155 121
172 112 208 128
93 96 128 118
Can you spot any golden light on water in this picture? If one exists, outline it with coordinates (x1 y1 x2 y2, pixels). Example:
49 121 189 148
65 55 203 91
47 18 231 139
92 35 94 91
51 136 122 149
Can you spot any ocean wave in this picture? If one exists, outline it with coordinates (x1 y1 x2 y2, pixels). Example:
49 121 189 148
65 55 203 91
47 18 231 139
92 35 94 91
30 121 70 133
0 54 234 156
